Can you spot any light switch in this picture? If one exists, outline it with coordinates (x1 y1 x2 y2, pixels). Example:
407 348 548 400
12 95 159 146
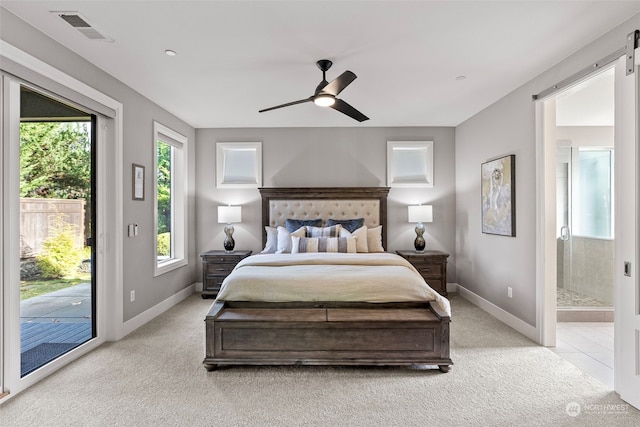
624 261 632 277
128 223 134 237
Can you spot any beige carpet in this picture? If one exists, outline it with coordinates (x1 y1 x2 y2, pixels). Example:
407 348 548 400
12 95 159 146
1 294 638 426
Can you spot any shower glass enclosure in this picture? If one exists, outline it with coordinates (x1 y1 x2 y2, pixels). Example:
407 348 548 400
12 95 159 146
556 145 614 309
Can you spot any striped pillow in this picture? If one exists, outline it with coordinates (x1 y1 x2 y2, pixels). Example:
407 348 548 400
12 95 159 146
291 236 356 253
306 224 342 238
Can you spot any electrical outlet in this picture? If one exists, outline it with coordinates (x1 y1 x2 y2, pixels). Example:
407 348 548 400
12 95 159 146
507 287 513 298
130 290 136 302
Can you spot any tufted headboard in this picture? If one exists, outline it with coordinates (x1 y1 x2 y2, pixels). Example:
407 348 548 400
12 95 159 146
259 187 390 249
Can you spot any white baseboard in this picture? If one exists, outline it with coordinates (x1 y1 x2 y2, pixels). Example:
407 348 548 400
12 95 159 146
120 284 195 339
195 282 203 292
453 283 539 343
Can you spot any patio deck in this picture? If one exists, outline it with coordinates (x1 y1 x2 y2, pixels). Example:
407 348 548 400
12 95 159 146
20 283 93 376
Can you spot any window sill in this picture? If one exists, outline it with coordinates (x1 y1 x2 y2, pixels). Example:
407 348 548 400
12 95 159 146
154 257 187 277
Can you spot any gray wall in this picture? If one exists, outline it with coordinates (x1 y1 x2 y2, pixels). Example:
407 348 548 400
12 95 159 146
195 127 457 281
455 13 640 326
1 9 198 322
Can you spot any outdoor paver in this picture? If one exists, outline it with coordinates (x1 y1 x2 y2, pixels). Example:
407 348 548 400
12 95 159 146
21 283 91 320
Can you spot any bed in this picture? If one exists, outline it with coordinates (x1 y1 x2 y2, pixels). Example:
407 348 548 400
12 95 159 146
203 187 452 372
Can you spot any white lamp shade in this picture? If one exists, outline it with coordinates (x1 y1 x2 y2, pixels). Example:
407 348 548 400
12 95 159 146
218 205 242 223
408 205 433 223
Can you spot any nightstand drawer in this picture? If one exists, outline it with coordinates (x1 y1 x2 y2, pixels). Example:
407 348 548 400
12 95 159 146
207 255 243 263
205 275 227 287
415 264 443 276
204 263 237 275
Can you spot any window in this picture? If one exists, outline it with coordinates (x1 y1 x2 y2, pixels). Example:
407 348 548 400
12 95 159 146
386 141 434 187
574 148 613 239
216 142 262 188
153 121 187 275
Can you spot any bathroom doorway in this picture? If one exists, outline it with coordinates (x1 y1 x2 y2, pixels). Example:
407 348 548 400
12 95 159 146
555 67 615 321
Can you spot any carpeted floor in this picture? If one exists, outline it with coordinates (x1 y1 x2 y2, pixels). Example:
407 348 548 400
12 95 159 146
1 294 638 426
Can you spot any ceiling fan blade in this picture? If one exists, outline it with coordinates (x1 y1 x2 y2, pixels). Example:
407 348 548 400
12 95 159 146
259 97 313 113
322 71 357 96
330 98 369 122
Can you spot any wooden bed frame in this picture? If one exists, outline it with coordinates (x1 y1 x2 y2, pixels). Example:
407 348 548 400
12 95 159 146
203 187 452 372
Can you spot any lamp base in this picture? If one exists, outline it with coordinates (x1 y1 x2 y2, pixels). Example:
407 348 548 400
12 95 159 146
414 223 426 252
223 224 235 253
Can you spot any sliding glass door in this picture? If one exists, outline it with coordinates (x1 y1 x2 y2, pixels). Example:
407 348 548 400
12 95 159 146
18 86 96 376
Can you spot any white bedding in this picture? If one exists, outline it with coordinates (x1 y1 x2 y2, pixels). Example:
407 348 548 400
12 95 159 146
216 252 451 316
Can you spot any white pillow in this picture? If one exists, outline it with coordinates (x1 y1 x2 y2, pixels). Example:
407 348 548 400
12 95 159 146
340 226 369 253
261 226 278 254
291 236 357 253
367 226 384 252
276 226 306 253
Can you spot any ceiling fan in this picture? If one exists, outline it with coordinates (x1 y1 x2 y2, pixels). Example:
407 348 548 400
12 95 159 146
259 59 369 122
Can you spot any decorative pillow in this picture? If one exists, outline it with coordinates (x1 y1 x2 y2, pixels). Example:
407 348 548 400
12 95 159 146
291 236 357 254
306 224 342 238
285 218 322 233
340 226 368 253
367 225 384 252
276 226 306 253
261 226 278 254
326 218 365 233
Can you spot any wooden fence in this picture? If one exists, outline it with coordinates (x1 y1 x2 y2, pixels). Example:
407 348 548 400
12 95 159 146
20 198 86 258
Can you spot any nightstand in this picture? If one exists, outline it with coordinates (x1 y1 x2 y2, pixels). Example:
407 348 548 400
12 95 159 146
200 250 252 299
396 250 449 296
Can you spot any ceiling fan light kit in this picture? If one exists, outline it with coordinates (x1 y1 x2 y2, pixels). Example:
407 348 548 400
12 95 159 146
314 94 335 107
259 59 369 122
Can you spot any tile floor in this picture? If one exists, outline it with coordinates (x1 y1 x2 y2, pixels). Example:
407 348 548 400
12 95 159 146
551 322 614 389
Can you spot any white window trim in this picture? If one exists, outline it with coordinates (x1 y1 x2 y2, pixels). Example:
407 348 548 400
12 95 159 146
386 140 434 187
153 121 188 276
216 142 262 188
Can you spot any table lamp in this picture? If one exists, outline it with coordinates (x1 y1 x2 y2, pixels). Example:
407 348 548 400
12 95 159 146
218 205 241 252
408 205 433 252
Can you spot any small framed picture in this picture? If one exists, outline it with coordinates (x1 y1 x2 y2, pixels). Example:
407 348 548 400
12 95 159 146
132 163 145 200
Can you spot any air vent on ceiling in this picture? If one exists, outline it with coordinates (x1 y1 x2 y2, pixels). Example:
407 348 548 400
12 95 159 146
53 12 113 42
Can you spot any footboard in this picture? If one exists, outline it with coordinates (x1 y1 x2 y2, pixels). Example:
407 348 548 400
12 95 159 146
203 301 452 372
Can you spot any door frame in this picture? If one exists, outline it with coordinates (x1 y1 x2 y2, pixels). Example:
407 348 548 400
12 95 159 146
0 41 124 401
535 96 558 346
536 62 618 346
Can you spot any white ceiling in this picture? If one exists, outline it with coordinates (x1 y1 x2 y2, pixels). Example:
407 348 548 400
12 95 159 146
2 1 639 128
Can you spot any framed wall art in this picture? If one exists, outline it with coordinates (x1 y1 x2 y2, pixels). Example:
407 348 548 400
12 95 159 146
132 163 145 201
481 154 515 237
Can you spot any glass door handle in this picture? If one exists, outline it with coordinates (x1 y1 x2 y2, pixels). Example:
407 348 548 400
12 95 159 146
560 226 570 241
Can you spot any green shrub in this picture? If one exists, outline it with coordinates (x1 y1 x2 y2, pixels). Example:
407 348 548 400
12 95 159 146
36 217 84 278
157 232 171 257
